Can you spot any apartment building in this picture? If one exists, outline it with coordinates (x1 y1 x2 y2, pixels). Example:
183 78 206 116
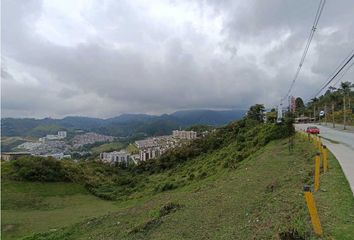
172 130 197 139
100 150 131 166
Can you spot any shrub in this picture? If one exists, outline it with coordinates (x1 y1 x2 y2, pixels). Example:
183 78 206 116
10 156 69 182
155 182 177 192
188 173 195 180
198 171 207 179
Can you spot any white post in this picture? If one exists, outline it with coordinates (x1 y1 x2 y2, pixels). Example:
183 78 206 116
277 103 283 123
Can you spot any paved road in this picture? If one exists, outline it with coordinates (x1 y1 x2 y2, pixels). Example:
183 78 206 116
295 124 354 195
317 122 354 133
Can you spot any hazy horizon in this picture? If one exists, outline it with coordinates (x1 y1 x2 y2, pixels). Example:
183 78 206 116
1 108 248 120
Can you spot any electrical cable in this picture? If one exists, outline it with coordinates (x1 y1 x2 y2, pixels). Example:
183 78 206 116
310 51 354 98
281 0 326 102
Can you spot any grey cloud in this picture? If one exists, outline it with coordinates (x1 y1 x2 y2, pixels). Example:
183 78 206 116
1 0 354 118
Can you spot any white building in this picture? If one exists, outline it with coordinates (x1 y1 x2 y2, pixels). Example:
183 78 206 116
58 131 67 139
135 136 175 162
100 150 131 166
172 130 197 139
40 131 67 141
139 147 162 161
46 134 59 140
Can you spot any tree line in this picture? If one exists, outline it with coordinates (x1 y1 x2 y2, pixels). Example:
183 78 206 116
295 81 354 128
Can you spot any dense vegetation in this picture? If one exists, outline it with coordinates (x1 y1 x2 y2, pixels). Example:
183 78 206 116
3 157 70 182
138 117 293 174
296 81 354 126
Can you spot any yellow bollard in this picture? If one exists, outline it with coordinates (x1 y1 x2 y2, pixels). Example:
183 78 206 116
314 152 321 192
304 185 323 236
313 135 317 146
322 145 328 172
316 136 319 148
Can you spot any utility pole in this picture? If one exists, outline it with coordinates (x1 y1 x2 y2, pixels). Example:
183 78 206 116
349 94 352 125
343 95 346 130
319 104 321 125
332 103 335 128
324 104 327 126
277 102 283 123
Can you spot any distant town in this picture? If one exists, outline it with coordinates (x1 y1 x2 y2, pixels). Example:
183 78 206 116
1 129 200 166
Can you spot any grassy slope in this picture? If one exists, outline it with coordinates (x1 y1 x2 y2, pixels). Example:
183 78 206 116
2 135 353 239
126 144 139 154
1 137 29 152
1 182 123 240
316 149 354 239
90 142 126 154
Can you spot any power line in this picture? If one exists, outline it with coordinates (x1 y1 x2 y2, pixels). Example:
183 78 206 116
333 60 354 87
308 49 354 99
310 50 354 99
281 0 326 102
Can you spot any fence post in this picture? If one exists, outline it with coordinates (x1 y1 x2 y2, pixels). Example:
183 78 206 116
317 136 322 150
314 152 321 192
322 145 328 172
304 185 323 236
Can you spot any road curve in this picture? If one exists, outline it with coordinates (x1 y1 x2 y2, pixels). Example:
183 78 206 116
295 124 354 195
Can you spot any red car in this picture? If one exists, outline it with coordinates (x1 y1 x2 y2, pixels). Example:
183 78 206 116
306 126 320 134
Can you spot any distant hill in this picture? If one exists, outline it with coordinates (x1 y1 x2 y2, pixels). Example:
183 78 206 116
171 109 245 125
1 109 246 137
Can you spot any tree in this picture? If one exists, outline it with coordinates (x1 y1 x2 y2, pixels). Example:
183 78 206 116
246 104 265 123
317 92 331 125
266 111 277 123
339 81 354 129
310 97 318 122
295 97 305 115
328 86 339 128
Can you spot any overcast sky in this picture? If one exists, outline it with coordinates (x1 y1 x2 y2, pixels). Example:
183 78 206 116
2 0 354 118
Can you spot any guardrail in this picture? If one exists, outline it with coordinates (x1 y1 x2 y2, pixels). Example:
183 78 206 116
297 130 330 237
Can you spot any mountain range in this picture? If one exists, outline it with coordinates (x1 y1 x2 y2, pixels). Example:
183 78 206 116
1 109 246 138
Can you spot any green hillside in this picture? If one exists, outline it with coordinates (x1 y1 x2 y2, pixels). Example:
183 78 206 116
2 136 353 239
2 115 353 239
1 137 28 152
90 141 126 154
1 181 122 240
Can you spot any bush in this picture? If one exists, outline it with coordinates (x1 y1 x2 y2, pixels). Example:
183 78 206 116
155 182 177 192
9 156 69 182
198 171 207 179
188 173 195 180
